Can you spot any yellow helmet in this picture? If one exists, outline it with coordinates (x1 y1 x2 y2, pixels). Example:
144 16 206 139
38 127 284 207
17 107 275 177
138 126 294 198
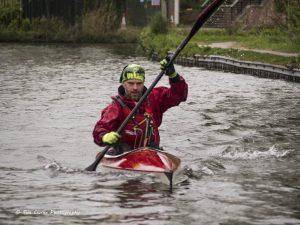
120 64 145 83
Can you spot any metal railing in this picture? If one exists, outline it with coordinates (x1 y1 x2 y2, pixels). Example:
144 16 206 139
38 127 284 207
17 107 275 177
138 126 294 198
205 0 264 27
230 0 263 21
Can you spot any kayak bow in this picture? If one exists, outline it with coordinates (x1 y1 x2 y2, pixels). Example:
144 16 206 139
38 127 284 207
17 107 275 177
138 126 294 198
100 147 181 187
100 147 180 173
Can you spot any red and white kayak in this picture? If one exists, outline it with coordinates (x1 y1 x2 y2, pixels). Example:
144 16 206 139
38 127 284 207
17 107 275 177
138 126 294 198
99 147 181 186
100 147 180 173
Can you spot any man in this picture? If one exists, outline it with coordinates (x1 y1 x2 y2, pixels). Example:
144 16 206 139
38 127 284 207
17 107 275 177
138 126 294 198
93 58 188 155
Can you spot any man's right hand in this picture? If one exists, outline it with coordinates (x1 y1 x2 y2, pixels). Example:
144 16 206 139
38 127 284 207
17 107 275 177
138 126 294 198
102 132 120 145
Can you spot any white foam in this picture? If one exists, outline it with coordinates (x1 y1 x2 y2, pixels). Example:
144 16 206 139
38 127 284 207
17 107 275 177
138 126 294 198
221 145 292 160
201 166 215 175
44 161 81 173
44 161 61 170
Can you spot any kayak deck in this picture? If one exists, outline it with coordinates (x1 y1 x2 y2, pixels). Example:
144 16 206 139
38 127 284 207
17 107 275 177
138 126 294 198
100 147 180 174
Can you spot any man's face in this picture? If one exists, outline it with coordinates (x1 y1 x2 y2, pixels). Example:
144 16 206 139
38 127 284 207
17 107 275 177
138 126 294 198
123 79 144 101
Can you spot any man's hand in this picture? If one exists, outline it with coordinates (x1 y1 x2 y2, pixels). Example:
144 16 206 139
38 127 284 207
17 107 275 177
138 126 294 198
102 132 120 145
160 55 177 79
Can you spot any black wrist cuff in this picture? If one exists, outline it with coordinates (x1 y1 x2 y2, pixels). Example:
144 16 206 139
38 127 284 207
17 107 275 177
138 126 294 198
169 74 180 83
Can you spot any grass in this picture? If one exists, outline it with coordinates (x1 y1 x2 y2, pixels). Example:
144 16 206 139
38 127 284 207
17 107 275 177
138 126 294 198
138 27 300 69
171 27 300 53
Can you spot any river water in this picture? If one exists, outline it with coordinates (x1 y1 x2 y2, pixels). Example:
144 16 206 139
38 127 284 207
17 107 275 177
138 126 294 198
0 43 299 225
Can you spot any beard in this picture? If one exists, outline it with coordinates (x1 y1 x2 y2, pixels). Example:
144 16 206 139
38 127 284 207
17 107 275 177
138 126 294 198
124 89 142 101
129 92 142 101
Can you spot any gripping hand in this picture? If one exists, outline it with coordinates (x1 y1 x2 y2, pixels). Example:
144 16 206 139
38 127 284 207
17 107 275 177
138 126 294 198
102 132 120 145
160 54 177 78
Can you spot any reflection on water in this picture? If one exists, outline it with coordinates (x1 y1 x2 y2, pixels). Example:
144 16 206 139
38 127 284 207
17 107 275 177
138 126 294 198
0 43 299 225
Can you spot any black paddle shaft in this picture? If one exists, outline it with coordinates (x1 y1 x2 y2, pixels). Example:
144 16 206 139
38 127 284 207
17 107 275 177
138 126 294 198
85 0 225 171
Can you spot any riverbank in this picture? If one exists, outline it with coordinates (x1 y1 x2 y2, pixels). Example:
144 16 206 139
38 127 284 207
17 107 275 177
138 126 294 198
0 26 140 44
1 25 299 69
138 27 300 69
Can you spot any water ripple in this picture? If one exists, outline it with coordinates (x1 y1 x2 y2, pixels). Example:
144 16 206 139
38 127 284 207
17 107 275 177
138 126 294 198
0 43 299 225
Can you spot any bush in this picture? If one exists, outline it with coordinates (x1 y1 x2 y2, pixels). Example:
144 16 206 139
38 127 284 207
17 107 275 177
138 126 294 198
0 4 19 27
21 18 31 32
274 0 300 39
7 18 20 31
149 13 168 35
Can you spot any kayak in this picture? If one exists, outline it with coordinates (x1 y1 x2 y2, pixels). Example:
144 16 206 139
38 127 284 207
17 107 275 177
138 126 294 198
99 147 181 188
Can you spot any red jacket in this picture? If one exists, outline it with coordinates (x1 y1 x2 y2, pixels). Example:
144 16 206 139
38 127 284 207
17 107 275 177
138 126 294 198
93 75 188 148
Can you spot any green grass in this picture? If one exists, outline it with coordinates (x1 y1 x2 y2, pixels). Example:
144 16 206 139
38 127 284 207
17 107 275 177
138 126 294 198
170 27 300 53
138 27 300 69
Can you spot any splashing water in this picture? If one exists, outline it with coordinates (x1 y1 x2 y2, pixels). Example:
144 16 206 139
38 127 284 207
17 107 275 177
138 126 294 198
221 145 292 160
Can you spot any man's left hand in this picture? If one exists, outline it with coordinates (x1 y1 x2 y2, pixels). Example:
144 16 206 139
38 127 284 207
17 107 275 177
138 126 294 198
160 55 177 79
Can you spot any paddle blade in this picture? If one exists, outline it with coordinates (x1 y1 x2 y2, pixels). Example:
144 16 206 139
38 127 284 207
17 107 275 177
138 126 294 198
190 0 225 39
85 161 98 171
172 0 225 62
85 146 110 171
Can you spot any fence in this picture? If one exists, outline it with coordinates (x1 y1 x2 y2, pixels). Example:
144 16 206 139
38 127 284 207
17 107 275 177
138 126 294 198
205 0 264 27
21 0 83 25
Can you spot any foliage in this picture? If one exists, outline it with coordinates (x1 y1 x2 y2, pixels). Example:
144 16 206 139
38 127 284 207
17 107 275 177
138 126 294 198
0 0 128 42
82 0 123 33
138 27 300 68
149 13 168 35
285 1 300 38
0 2 19 28
20 18 31 32
80 26 140 43
274 0 300 38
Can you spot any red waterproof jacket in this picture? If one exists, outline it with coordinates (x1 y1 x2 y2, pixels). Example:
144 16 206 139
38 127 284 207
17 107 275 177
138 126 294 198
93 75 188 149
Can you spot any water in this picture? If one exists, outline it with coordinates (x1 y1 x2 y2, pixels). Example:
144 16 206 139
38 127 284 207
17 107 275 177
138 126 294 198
0 43 299 225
